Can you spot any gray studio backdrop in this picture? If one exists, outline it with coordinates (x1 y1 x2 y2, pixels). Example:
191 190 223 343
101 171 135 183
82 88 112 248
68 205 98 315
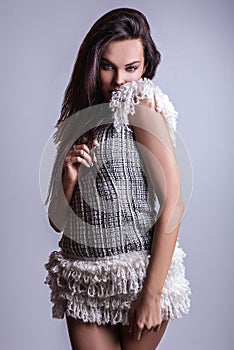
0 0 233 349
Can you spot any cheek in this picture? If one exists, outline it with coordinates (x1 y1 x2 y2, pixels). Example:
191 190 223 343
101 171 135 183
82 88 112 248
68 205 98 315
136 70 144 79
128 65 146 81
138 65 146 78
99 71 112 86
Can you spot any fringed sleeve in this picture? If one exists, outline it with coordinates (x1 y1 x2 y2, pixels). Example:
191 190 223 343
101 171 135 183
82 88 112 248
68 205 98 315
109 78 178 147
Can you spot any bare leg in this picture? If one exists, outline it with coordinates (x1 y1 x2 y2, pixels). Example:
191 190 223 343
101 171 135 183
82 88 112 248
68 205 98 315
119 320 169 350
65 315 122 350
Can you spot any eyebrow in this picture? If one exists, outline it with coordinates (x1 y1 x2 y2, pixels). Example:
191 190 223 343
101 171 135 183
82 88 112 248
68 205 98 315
101 57 141 66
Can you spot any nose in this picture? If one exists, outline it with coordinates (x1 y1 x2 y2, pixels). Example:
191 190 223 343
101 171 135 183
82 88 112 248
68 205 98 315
114 70 125 87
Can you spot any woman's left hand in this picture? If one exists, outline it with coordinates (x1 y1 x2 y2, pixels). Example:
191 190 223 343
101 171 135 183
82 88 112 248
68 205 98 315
128 289 162 341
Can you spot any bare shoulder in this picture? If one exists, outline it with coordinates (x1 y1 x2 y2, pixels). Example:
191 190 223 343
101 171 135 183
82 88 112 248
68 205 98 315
129 98 174 153
137 94 157 112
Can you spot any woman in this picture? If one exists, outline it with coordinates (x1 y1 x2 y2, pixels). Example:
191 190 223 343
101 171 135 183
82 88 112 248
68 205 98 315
44 8 191 350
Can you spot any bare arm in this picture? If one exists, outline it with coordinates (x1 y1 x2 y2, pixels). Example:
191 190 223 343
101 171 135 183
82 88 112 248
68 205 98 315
128 101 184 339
134 111 183 296
48 140 99 233
48 172 77 233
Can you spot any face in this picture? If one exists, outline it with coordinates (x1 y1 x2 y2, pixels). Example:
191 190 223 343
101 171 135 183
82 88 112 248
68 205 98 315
99 39 146 101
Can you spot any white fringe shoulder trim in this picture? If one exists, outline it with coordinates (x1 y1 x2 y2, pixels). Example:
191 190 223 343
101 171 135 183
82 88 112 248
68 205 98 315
109 78 178 147
44 240 191 325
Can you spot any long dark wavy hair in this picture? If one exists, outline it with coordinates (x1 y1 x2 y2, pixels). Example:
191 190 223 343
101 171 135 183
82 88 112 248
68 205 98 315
56 7 161 145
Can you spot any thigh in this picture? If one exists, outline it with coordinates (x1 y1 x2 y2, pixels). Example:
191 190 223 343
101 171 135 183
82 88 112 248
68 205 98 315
65 315 122 350
119 320 169 350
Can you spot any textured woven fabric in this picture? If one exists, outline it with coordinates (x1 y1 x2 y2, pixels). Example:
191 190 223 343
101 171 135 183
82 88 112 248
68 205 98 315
59 123 157 258
44 79 191 324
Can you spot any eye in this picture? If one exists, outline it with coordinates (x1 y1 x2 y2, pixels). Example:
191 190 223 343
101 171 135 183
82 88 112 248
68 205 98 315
101 62 115 71
126 66 138 72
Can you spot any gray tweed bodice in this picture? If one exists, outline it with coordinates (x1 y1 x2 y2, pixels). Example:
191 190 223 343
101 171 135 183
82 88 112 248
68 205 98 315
58 123 158 258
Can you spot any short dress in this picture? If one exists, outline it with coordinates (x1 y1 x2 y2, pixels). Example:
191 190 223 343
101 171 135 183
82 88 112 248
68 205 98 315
43 78 191 325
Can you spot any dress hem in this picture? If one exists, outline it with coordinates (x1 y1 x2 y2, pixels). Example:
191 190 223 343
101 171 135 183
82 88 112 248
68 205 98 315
44 241 191 326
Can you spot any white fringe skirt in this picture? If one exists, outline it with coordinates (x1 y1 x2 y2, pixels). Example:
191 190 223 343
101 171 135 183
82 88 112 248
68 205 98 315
44 240 191 325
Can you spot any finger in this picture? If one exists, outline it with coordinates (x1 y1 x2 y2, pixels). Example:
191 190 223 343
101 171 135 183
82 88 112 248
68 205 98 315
67 145 76 156
132 324 142 342
69 156 91 168
136 330 142 341
134 321 144 341
153 324 161 333
92 152 97 162
91 139 99 162
89 148 97 163
92 139 100 148
73 144 90 154
144 326 154 332
73 149 93 166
